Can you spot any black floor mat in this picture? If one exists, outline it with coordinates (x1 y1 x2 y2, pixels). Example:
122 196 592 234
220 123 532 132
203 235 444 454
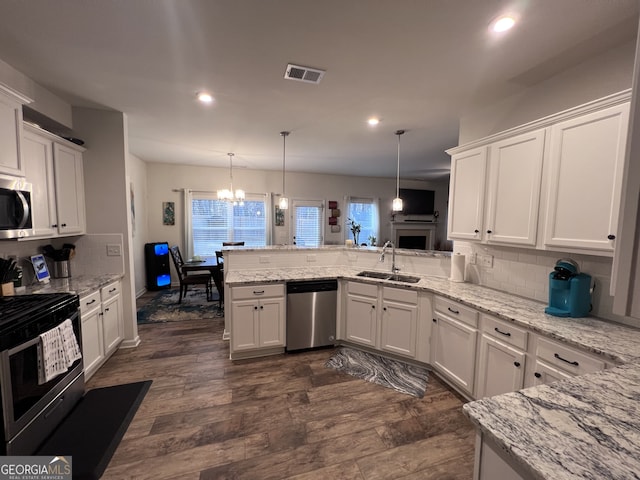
36 380 152 480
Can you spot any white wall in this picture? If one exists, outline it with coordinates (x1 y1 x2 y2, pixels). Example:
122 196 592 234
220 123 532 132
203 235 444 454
144 162 449 257
128 154 148 296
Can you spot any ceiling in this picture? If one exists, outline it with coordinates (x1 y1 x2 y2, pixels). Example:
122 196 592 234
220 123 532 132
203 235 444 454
0 1 637 181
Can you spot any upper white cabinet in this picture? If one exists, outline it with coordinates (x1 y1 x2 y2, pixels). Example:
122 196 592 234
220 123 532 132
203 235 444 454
447 91 631 256
484 129 545 247
447 147 487 241
21 124 86 237
0 87 29 176
543 103 629 253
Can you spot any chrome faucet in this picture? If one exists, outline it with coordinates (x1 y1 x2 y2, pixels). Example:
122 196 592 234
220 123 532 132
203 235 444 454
379 241 400 273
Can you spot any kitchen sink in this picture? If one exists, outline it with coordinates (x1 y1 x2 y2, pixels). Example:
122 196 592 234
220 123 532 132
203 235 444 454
356 271 421 283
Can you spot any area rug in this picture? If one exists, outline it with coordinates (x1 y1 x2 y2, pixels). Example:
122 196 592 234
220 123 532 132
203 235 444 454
326 347 429 398
36 380 152 480
137 288 223 324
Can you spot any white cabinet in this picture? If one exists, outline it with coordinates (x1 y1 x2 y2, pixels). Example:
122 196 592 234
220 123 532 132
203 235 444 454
345 282 379 348
484 129 545 246
79 290 104 380
475 315 528 399
380 287 418 358
431 296 478 396
21 124 86 237
0 89 25 176
447 147 487 241
543 103 629 253
230 284 285 357
101 281 123 356
79 280 123 380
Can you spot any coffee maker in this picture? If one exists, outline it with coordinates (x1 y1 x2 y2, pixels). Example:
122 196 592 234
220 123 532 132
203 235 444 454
545 258 592 318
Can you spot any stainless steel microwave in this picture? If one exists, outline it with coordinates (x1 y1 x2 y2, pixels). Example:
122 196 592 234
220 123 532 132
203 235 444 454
0 176 33 239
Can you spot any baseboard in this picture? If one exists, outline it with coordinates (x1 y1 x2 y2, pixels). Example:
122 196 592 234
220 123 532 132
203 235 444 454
119 336 141 349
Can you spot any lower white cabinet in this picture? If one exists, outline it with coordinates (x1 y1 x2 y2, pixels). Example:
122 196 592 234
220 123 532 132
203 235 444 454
230 283 285 357
475 433 527 480
432 296 478 396
475 315 528 399
344 281 418 358
79 280 123 380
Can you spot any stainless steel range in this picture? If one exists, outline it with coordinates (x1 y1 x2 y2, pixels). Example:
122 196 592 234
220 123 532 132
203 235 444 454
0 293 84 455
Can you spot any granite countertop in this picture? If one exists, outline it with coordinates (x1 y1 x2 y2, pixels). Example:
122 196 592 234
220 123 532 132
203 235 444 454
463 363 640 480
19 273 124 297
225 266 640 364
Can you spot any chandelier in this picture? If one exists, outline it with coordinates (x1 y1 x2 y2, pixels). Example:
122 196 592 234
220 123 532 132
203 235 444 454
217 153 245 204
392 130 405 211
279 131 290 209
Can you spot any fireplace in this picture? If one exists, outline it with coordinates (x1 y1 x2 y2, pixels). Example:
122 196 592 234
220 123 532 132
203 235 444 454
394 224 435 250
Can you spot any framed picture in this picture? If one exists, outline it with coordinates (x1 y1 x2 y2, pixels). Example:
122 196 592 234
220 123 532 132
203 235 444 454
30 254 50 283
163 201 175 225
275 206 285 226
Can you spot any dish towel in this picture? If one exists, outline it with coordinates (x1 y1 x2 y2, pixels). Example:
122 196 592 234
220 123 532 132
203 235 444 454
37 319 82 385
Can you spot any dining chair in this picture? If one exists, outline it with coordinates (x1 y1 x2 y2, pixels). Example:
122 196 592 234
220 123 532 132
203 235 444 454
169 246 212 303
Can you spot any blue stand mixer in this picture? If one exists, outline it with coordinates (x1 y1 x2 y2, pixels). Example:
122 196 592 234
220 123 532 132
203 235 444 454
545 258 592 318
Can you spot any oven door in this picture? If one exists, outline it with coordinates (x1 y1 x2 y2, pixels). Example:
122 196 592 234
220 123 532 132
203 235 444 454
0 312 83 442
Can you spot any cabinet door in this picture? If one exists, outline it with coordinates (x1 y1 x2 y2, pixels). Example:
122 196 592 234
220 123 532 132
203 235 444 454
81 307 104 380
476 334 525 399
345 293 378 347
102 294 123 355
21 130 58 236
531 358 573 387
432 313 477 395
0 92 23 176
485 130 545 246
53 143 86 235
258 297 285 348
448 147 487 241
380 300 417 358
231 300 259 351
544 103 629 252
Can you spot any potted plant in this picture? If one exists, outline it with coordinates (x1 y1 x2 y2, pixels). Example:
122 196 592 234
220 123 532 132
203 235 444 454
347 218 361 246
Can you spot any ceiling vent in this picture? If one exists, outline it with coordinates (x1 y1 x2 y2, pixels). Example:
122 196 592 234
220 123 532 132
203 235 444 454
284 63 326 84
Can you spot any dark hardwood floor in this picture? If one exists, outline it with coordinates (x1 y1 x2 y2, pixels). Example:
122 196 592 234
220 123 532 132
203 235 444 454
90 291 475 479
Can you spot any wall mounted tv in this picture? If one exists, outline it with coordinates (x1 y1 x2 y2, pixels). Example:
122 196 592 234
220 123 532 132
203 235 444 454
399 189 435 215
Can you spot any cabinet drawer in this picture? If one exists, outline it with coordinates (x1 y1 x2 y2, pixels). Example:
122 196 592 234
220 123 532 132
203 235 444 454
536 337 605 376
434 296 478 328
101 281 121 301
348 281 378 298
80 291 101 315
383 286 417 304
481 314 528 350
232 283 284 300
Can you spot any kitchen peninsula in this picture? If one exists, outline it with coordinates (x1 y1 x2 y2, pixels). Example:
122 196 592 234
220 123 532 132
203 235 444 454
223 245 640 480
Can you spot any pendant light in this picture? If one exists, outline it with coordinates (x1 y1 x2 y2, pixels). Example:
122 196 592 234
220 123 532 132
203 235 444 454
392 130 405 211
217 153 245 204
279 131 290 209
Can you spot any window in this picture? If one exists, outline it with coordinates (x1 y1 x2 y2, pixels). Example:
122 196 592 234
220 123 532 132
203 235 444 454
187 192 267 257
292 200 323 246
347 196 379 246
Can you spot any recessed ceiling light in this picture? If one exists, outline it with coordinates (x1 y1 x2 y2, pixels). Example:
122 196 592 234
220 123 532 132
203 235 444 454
491 15 516 33
197 92 214 104
367 117 380 126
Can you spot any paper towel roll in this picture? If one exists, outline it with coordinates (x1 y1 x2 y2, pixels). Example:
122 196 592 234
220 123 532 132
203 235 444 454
450 253 465 282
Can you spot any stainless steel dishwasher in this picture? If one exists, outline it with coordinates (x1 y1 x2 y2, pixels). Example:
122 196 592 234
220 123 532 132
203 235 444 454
286 279 337 351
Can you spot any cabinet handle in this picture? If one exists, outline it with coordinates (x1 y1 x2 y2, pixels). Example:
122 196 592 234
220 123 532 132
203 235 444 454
513 361 521 367
52 224 58 228
554 353 579 367
383 307 387 311
607 234 616 240
494 327 511 337
371 305 375 309
109 288 117 293
534 372 541 378
432 318 437 323
86 299 97 306
486 230 492 234
61 223 67 227
260 305 264 310
253 290 265 295
254 306 258 310
447 307 459 315
99 312 104 316
474 229 479 234
105 307 110 312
